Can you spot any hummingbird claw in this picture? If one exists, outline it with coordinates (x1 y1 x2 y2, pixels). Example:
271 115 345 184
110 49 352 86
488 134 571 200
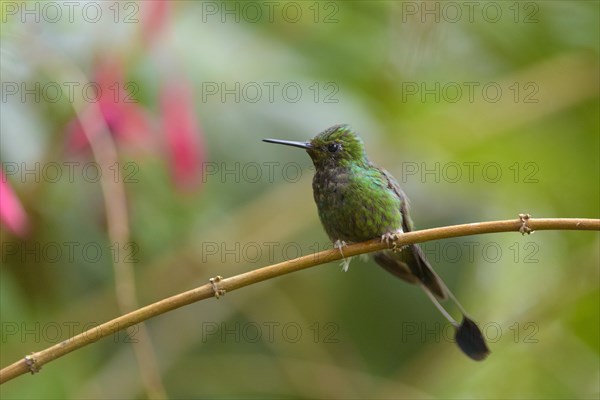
381 229 403 250
518 213 533 235
209 275 226 299
340 257 353 272
334 239 347 246
333 240 352 272
333 240 347 253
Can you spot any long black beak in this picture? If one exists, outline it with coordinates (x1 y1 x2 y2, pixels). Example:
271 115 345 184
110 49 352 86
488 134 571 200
263 138 312 150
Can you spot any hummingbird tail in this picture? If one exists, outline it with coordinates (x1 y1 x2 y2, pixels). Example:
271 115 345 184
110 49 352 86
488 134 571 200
420 283 490 361
455 316 491 361
413 245 491 360
375 245 490 361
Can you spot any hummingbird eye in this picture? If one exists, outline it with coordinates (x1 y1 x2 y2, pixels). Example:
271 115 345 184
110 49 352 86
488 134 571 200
327 143 341 153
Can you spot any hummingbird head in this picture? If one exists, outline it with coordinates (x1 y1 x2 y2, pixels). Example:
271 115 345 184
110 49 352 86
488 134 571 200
263 124 368 169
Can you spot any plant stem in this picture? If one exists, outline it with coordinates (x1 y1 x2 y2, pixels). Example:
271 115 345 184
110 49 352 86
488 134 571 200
1 217 598 384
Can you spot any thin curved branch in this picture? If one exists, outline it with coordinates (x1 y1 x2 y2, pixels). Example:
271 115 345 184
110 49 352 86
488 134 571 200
1 217 598 384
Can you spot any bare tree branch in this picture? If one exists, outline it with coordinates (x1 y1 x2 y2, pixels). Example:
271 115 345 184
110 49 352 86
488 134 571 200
1 216 598 384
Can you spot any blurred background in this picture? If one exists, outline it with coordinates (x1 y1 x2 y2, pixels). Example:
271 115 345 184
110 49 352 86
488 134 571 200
1 1 598 398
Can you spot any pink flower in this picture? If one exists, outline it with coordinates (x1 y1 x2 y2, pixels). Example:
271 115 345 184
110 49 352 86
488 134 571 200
141 0 171 45
65 58 205 192
0 170 29 237
66 60 154 154
160 79 205 192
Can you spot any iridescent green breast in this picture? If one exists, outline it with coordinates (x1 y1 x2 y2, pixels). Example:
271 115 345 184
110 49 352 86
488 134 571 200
312 164 403 243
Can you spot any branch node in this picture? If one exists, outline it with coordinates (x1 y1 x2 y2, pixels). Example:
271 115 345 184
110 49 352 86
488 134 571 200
209 276 226 299
24 353 41 375
519 213 533 235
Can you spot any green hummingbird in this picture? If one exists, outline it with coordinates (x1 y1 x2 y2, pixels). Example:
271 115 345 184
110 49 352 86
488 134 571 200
264 124 489 361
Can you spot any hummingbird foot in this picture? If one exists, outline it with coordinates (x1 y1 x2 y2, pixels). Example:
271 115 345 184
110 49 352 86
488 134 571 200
518 213 533 235
340 257 353 272
381 229 404 251
333 239 347 255
359 253 370 262
333 240 352 272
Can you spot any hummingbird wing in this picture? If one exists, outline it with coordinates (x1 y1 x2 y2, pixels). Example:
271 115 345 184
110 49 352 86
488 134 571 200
374 167 447 300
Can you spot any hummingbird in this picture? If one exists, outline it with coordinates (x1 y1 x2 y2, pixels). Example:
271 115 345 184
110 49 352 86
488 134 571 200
264 124 490 361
